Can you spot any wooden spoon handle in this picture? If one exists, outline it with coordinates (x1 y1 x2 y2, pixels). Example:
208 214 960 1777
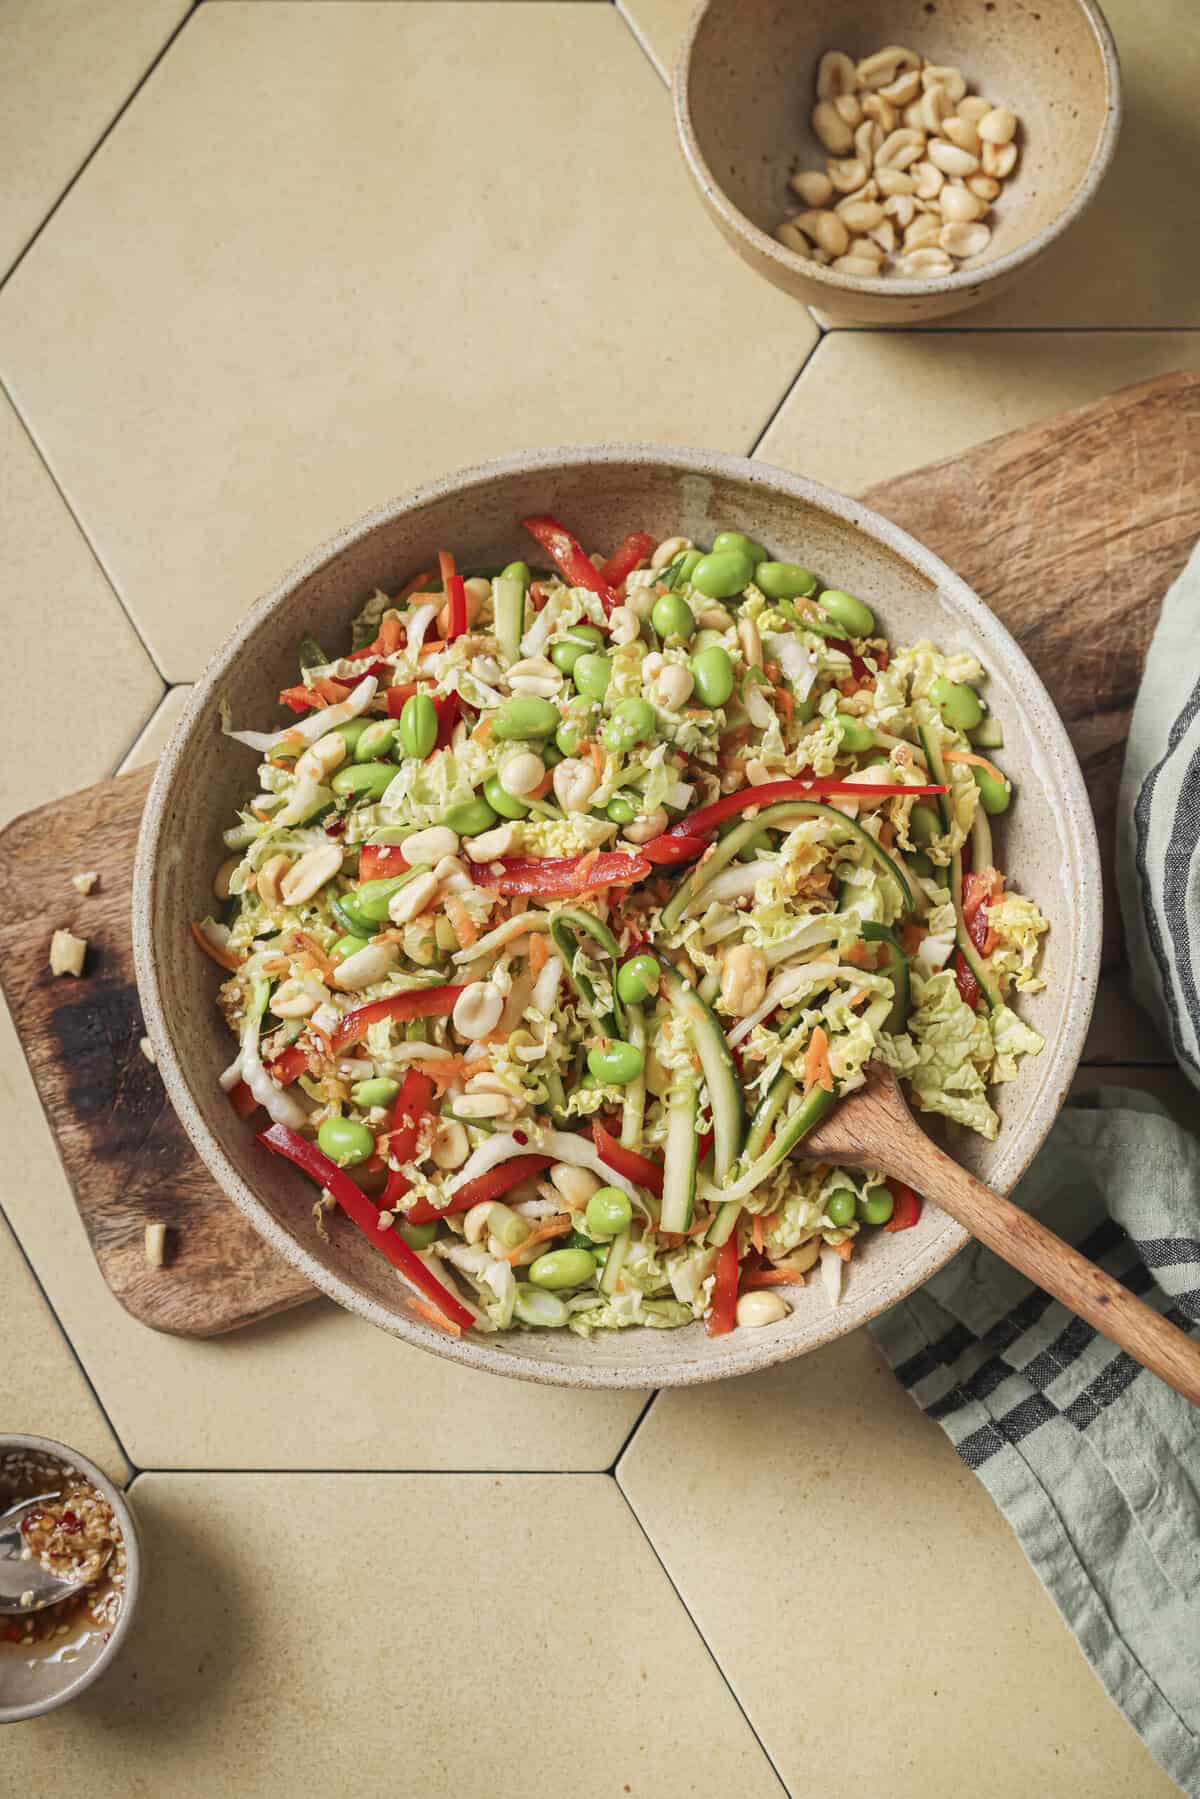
894 1139 1200 1407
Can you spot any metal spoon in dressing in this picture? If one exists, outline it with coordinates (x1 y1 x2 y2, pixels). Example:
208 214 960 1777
0 1491 111 1614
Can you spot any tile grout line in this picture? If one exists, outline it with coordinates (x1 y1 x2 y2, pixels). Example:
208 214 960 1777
746 325 827 460
606 1387 660 1471
826 324 1200 336
612 0 669 87
109 681 172 778
0 376 172 684
612 1471 792 1797
0 3 201 300
0 1205 141 1486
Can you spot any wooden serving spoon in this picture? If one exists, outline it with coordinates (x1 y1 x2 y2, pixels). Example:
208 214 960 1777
794 1062 1200 1407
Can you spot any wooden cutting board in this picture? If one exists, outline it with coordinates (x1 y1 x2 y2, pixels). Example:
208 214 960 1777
1 371 1196 1336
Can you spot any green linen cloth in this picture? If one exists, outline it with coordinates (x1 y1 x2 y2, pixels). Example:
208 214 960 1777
871 540 1200 1797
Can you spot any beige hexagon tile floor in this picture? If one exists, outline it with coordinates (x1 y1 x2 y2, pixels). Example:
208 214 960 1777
619 1335 1181 1798
1 1 1197 1792
0 0 815 682
623 0 1200 331
13 1472 781 1797
0 0 190 279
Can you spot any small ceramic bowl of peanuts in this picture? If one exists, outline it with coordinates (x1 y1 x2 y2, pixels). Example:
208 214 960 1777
674 0 1121 323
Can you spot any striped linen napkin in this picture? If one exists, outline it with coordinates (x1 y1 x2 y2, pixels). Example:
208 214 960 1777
871 540 1200 1797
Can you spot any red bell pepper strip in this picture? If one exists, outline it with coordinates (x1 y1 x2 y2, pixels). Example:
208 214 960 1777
358 843 409 881
227 1079 259 1119
434 691 461 749
258 1123 474 1329
953 951 982 1011
330 984 465 1054
591 1122 664 1197
490 853 650 897
440 550 468 641
268 1041 311 1087
278 684 320 715
706 1233 740 1336
521 514 619 613
640 834 707 867
381 1069 435 1210
663 777 948 841
598 532 655 589
404 1154 554 1225
883 1179 922 1232
827 636 872 682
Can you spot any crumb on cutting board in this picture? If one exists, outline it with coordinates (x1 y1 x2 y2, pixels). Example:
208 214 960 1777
144 1221 168 1267
71 870 99 895
139 1035 157 1065
49 928 88 977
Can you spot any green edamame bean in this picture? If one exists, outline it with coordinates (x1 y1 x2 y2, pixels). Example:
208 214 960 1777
351 1077 401 1108
712 530 767 566
442 796 499 836
929 675 983 733
651 591 696 642
676 549 703 586
691 645 735 708
755 561 819 601
353 867 431 923
331 718 370 752
397 692 438 759
859 1184 895 1227
555 718 587 757
585 1185 633 1239
484 772 530 820
330 761 396 801
573 653 612 701
528 1247 598 1291
513 1284 569 1326
549 623 605 674
587 1040 645 1085
397 1218 438 1251
317 1115 376 1168
603 698 656 754
909 850 935 879
542 742 564 768
825 1189 858 1228
818 588 876 637
972 764 1011 815
691 547 755 601
500 560 531 587
494 696 560 741
354 719 398 762
606 794 636 825
331 933 370 959
616 953 659 1005
835 715 876 753
909 802 942 846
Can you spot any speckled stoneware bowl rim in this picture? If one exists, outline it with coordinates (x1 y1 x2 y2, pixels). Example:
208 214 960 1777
672 0 1122 303
134 444 1101 1389
0 1435 139 1724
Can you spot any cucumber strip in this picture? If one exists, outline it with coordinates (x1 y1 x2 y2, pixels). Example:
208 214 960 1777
708 1084 838 1209
971 714 1005 750
660 800 914 932
970 802 993 874
950 848 1002 1009
619 1005 646 1148
916 715 951 833
655 956 745 1179
708 1070 797 1246
550 909 624 1036
660 1081 700 1233
599 1227 631 1296
862 921 910 1034
493 575 527 666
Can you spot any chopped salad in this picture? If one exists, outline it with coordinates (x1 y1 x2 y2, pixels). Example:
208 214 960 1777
198 518 1047 1339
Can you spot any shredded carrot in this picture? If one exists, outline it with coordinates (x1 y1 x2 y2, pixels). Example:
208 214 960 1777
377 614 404 655
426 1056 471 1092
528 932 549 976
773 686 793 725
504 1215 572 1264
877 819 895 849
418 639 448 658
471 717 493 745
842 940 876 969
803 1025 834 1094
899 922 926 956
312 677 352 706
588 742 605 779
530 768 555 800
398 568 435 601
764 1212 781 1232
836 1240 854 1262
687 1215 711 1237
847 986 873 1008
409 1299 463 1337
190 920 243 972
444 893 478 948
943 747 1007 787
751 1215 764 1255
742 1266 808 1288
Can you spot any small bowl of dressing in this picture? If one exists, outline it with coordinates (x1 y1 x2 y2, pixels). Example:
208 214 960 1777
0 1435 140 1723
